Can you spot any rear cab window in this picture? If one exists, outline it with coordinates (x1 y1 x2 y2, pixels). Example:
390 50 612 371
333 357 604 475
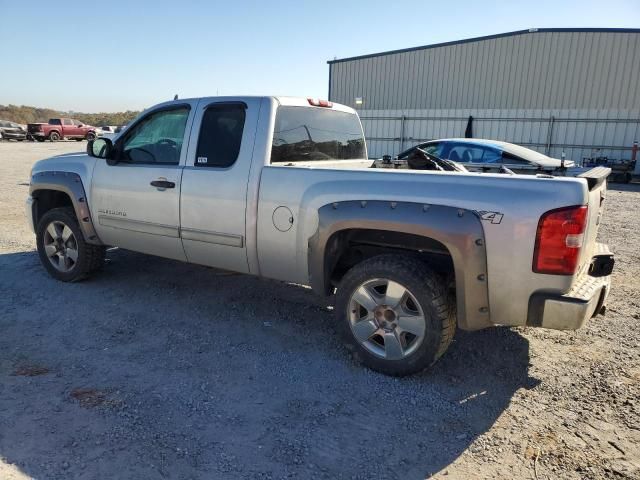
270 106 366 164
49 119 62 126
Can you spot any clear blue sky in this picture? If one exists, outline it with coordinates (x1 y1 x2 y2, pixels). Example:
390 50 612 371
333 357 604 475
1 0 638 112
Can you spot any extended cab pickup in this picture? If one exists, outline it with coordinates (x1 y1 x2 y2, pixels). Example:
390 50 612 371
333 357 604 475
27 118 97 142
25 96 614 376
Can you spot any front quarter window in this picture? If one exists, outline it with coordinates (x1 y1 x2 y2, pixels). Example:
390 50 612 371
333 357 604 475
119 107 190 165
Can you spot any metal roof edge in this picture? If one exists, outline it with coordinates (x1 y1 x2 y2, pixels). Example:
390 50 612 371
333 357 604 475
326 28 640 64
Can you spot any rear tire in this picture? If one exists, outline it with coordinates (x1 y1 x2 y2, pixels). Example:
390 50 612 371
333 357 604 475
36 207 105 282
49 131 60 142
335 254 455 376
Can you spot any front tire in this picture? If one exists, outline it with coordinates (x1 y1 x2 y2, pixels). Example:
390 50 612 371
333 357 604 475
86 132 96 141
335 254 455 376
36 207 105 282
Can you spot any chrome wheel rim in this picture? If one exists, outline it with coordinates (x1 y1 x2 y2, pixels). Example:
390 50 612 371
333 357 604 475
347 278 426 360
43 221 78 272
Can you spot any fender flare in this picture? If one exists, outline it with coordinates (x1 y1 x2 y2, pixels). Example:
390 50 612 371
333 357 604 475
307 200 491 330
29 171 103 245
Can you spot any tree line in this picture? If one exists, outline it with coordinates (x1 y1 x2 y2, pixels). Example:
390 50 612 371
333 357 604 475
0 104 140 127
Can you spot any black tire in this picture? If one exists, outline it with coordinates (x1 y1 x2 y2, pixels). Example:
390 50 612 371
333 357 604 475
49 131 61 142
335 254 455 376
36 207 106 282
36 137 45 142
86 132 96 141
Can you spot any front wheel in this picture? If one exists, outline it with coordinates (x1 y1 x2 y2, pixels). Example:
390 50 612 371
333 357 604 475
335 254 455 376
86 132 96 141
36 207 106 282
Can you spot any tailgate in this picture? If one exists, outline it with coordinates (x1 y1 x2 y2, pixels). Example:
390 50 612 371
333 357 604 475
577 167 611 275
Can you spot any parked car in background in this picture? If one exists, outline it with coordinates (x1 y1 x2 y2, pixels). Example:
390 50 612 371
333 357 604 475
396 138 576 174
27 118 97 142
97 125 126 140
0 120 27 141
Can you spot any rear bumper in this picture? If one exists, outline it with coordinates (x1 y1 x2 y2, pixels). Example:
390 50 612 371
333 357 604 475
527 244 613 330
2 132 27 140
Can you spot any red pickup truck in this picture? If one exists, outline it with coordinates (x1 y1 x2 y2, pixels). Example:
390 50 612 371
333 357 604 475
27 118 97 142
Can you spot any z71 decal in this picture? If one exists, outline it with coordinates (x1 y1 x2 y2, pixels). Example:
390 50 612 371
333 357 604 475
476 210 504 224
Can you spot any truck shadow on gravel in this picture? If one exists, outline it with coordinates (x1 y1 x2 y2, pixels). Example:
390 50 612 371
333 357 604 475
0 249 539 479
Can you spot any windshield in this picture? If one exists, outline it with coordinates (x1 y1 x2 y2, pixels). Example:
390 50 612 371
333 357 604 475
271 106 366 163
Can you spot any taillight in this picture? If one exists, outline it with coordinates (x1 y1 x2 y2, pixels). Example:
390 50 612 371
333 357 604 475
307 98 333 108
533 205 588 275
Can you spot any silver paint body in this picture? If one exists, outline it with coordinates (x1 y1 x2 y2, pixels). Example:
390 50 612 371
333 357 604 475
27 96 610 330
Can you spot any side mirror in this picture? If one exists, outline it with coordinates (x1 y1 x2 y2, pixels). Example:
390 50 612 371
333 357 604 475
87 137 114 161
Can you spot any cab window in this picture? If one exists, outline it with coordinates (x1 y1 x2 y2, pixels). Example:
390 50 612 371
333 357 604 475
195 103 246 168
446 144 501 163
399 142 443 159
271 107 365 163
119 107 190 165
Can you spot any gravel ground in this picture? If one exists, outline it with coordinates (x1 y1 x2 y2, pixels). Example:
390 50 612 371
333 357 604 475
0 141 638 480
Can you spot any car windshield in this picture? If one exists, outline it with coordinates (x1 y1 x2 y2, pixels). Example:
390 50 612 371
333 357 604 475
271 106 366 163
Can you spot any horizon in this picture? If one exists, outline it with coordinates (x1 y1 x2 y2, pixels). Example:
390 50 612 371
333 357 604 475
1 0 639 112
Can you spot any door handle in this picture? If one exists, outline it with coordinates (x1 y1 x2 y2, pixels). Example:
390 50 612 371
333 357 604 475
150 180 175 189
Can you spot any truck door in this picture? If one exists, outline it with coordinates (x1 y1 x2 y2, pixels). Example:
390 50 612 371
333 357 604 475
179 98 261 273
90 103 196 261
60 118 75 137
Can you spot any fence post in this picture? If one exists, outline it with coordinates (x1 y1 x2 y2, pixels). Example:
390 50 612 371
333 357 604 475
399 115 406 152
545 115 555 155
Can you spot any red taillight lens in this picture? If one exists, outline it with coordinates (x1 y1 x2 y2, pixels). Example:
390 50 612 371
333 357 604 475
307 98 333 107
533 205 588 275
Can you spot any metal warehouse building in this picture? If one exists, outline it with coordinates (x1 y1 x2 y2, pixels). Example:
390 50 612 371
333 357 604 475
328 28 640 162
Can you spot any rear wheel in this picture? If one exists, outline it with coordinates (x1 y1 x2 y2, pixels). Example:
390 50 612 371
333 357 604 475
49 131 60 142
336 254 455 376
36 207 105 282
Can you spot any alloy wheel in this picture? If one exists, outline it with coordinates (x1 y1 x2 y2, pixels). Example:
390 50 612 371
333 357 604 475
43 221 79 272
347 278 426 360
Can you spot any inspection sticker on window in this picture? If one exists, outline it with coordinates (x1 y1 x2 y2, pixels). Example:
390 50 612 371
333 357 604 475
197 156 208 164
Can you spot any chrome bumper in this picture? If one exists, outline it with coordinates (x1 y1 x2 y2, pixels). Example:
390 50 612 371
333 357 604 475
527 244 613 330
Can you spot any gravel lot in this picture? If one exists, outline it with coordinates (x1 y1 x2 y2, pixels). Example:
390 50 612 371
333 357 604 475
0 141 638 480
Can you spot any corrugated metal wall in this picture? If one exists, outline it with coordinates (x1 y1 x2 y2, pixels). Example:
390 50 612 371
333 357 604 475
360 108 640 161
328 29 640 161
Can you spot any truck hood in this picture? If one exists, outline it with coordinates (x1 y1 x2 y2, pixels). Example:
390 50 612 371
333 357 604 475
31 152 98 189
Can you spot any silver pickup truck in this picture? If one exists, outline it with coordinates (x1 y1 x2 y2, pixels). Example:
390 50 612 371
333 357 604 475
25 96 614 376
